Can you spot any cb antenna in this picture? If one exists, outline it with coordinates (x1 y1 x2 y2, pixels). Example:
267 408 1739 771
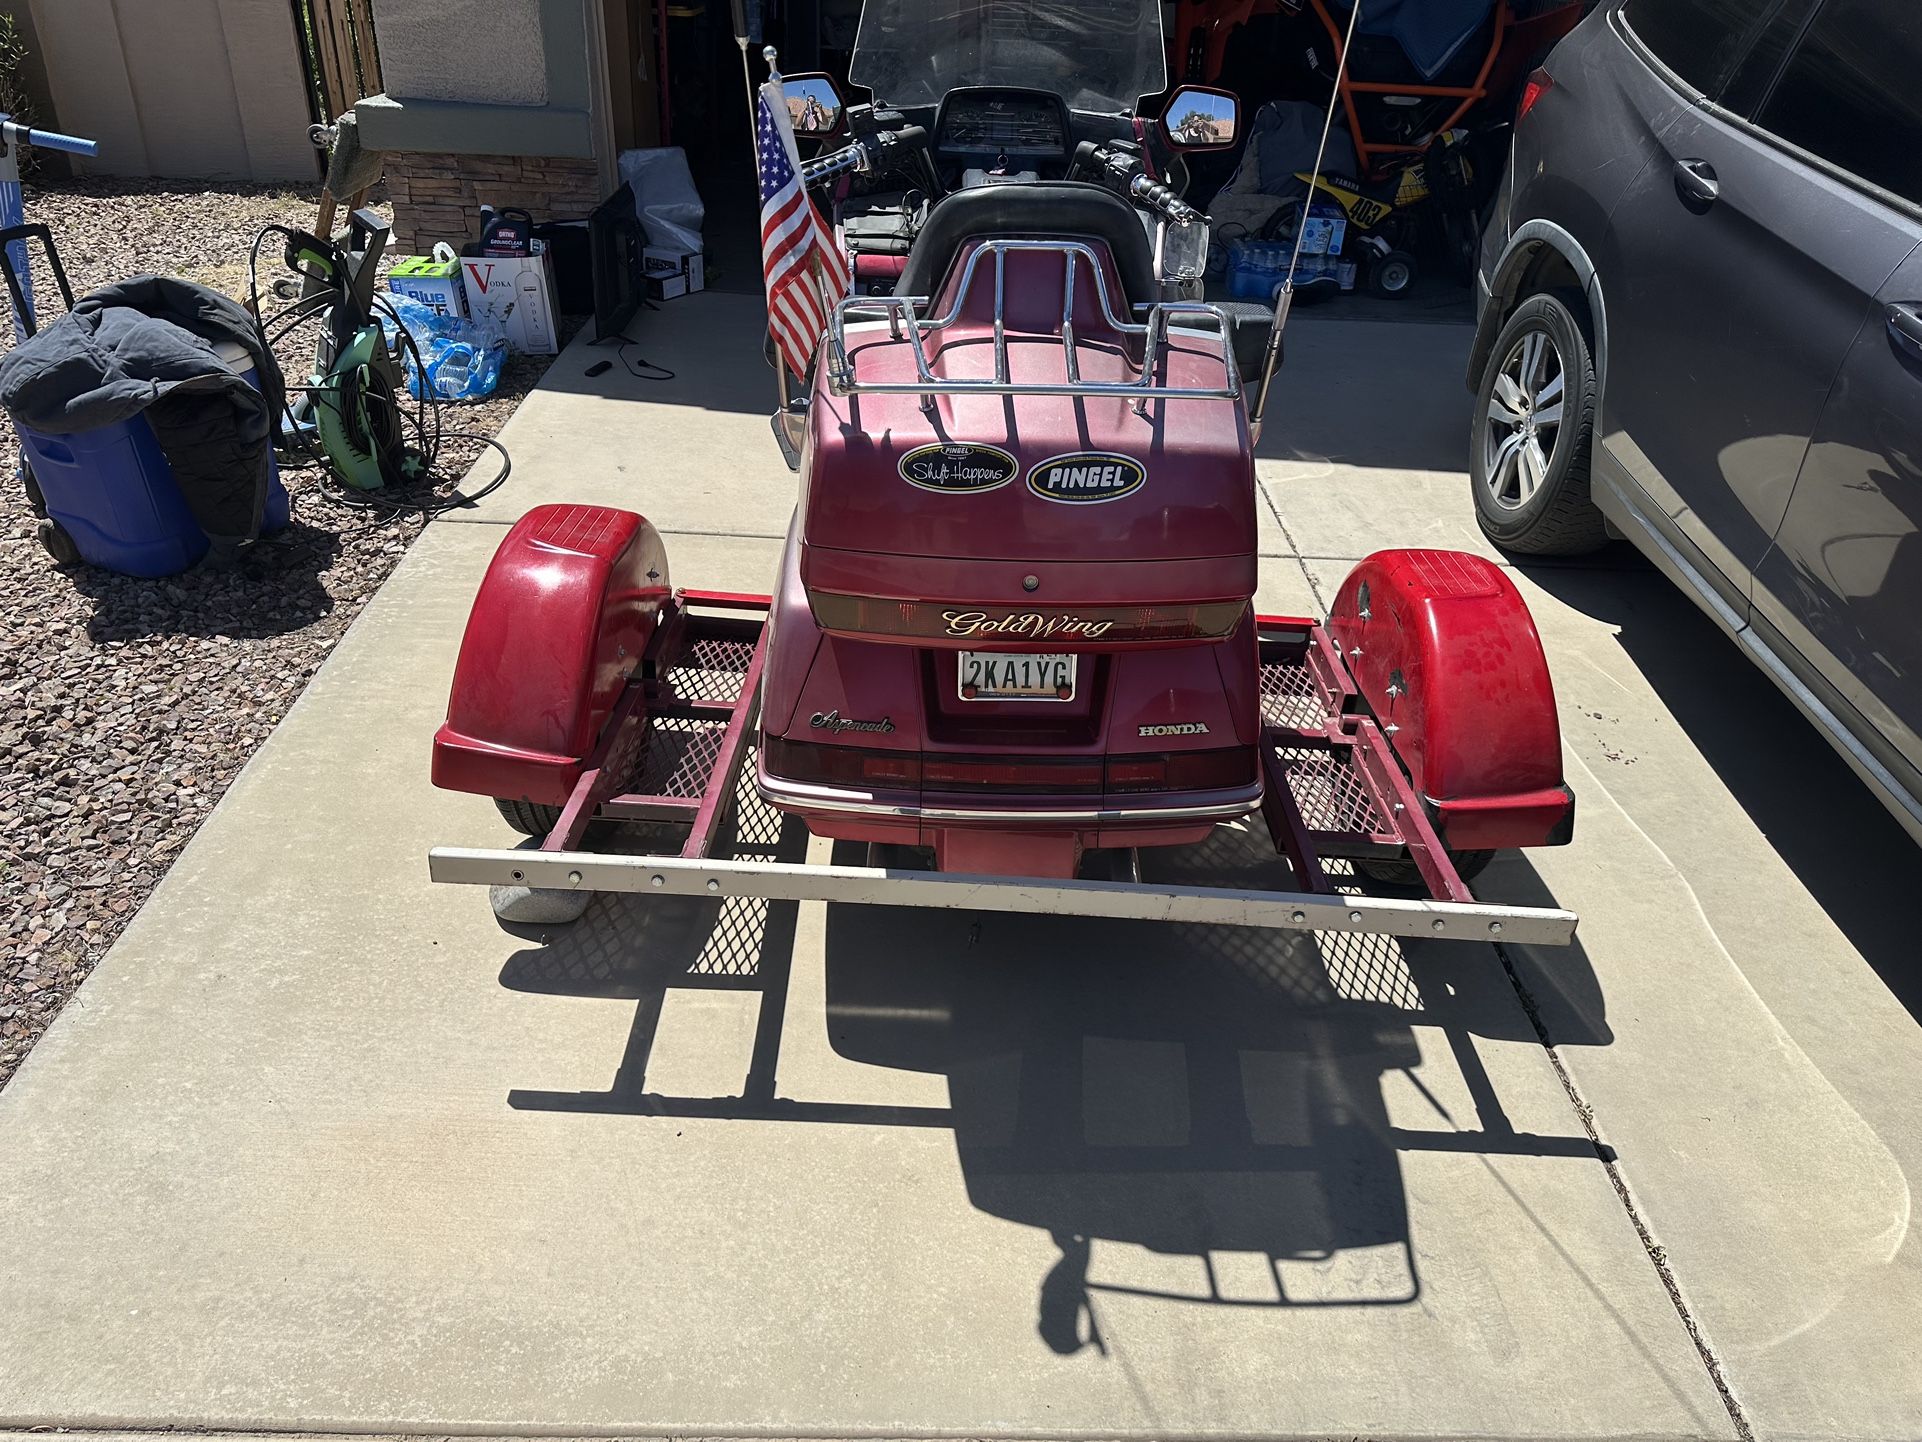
1248 0 1364 443
730 0 759 150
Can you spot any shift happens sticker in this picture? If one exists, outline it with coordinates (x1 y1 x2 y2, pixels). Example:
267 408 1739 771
897 442 1019 492
1027 451 1147 503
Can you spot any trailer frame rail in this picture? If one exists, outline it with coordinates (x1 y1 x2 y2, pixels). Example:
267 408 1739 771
427 594 1578 946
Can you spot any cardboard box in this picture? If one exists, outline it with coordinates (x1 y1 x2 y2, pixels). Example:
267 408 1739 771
387 246 466 318
460 248 559 355
1297 204 1347 258
643 246 706 301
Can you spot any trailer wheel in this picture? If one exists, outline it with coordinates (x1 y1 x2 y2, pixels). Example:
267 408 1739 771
494 798 563 837
37 518 78 567
1356 849 1495 887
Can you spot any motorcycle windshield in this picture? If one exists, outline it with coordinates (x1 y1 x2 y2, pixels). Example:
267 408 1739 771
848 0 1167 114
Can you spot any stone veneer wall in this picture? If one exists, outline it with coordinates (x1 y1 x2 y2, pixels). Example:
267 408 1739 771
383 152 602 253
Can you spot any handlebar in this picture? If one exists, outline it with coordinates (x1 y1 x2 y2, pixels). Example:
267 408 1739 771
1073 140 1202 226
1 118 99 158
1129 173 1202 226
802 144 869 186
801 125 928 187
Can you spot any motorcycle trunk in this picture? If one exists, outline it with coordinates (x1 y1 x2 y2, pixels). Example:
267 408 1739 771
756 243 1263 877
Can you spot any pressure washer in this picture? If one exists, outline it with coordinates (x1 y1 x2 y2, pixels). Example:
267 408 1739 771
249 208 512 518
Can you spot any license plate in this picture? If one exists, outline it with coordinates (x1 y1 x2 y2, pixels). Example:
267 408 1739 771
959 651 1076 702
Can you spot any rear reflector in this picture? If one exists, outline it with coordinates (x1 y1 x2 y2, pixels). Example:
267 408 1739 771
809 592 1248 644
1517 67 1553 124
764 737 1255 797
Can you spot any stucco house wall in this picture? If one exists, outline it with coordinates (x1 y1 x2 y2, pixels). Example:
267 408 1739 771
374 0 549 106
358 0 609 253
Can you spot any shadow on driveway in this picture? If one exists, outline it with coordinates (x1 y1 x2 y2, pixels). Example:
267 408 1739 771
1518 558 1922 1020
492 784 1608 1355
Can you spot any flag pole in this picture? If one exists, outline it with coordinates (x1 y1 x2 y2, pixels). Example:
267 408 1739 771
750 40 798 423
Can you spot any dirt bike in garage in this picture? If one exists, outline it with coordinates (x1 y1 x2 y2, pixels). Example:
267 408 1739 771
425 0 1581 946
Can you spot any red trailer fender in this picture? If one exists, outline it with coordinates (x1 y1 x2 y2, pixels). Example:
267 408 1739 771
1327 549 1573 851
432 505 670 806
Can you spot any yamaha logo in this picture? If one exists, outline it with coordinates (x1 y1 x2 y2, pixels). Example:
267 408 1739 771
1139 722 1210 736
897 442 1019 493
1027 451 1147 504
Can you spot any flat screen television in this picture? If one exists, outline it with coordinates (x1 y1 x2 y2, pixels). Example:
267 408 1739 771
589 183 647 342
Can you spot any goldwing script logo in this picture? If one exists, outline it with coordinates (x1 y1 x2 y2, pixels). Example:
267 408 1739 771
1027 451 1147 504
943 610 1116 640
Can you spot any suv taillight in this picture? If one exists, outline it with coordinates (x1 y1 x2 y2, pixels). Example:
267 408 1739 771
1517 68 1553 125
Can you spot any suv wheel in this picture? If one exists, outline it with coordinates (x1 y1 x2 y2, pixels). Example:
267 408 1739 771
1471 292 1608 555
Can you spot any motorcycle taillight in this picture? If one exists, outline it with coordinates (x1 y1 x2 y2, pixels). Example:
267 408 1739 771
764 738 1255 798
762 736 920 789
1105 748 1255 793
923 755 1105 793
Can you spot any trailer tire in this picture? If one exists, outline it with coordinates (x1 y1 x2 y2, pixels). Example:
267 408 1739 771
1356 849 1494 887
495 798 563 837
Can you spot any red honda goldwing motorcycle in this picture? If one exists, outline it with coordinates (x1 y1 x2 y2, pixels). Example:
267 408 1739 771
426 0 1579 946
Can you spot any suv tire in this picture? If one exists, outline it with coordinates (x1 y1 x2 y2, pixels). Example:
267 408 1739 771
1471 291 1608 555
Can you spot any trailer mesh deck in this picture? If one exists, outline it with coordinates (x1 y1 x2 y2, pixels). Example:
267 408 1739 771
430 597 1577 945
1273 745 1394 839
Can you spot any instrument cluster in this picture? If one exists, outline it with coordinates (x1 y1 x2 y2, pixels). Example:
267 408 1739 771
934 88 1070 163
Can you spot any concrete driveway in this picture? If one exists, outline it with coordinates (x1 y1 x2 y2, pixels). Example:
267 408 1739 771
3 293 1920 1442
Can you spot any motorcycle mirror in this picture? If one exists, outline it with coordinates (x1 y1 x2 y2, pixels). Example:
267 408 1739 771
782 74 845 138
1160 85 1240 151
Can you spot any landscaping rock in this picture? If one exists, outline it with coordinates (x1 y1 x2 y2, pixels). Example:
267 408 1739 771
0 179 573 1090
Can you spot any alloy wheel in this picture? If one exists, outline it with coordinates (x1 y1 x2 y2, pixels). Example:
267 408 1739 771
1482 327 1566 509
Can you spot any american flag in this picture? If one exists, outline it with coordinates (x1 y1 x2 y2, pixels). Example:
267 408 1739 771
756 78 848 378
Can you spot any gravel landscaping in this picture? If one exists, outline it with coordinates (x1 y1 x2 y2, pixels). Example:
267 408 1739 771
0 178 568 1090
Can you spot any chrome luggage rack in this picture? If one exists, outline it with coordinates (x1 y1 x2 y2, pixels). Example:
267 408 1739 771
824 239 1240 412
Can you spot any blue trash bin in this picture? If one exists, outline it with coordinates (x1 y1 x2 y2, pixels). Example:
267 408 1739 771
18 337 290 576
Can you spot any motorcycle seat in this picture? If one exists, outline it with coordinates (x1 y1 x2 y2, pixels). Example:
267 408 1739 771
894 182 1157 309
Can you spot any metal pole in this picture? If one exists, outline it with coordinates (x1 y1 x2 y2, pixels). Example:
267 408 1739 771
1248 0 1365 444
759 44 802 402
730 0 759 170
0 123 30 343
428 846 1581 946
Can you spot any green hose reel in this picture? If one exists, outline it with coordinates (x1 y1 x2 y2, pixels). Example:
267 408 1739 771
308 322 421 491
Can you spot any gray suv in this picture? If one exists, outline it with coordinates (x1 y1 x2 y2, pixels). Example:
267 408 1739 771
1469 0 1922 845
